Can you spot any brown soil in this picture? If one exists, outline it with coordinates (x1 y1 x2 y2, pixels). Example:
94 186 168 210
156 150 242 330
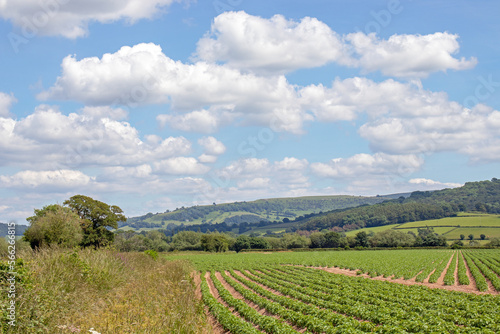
233 270 286 297
214 272 270 316
238 270 369 324
454 252 459 287
460 251 478 291
222 271 308 333
423 268 436 283
203 272 262 332
436 252 455 285
300 253 498 295
191 272 228 334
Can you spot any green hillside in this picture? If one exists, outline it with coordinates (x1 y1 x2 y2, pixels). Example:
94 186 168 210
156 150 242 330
344 213 500 244
299 178 500 232
405 178 500 212
123 194 405 230
0 222 28 237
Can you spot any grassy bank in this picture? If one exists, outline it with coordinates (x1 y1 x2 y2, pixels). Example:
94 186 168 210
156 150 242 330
1 247 210 333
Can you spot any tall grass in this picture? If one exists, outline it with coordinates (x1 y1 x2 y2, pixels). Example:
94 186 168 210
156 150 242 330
1 247 211 333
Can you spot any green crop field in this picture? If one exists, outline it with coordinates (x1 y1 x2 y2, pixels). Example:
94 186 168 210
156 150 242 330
390 226 457 236
343 214 500 244
397 213 500 228
344 224 399 236
175 249 500 333
445 227 500 240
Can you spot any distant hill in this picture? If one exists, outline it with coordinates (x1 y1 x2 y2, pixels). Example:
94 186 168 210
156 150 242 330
298 178 500 232
0 222 28 237
405 178 500 213
123 193 407 230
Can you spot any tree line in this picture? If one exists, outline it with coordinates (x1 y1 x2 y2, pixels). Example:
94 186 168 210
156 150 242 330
111 226 500 253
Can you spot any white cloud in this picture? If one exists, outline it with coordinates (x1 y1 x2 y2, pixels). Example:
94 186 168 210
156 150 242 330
81 106 128 120
221 158 270 178
0 170 93 189
237 177 270 189
300 77 461 122
359 104 500 162
158 110 221 134
409 178 463 189
310 153 424 179
157 106 235 134
195 12 475 78
195 11 349 75
39 43 310 133
198 136 226 155
0 105 192 168
346 32 477 78
0 0 181 39
154 157 210 175
39 39 476 136
0 92 16 117
198 154 218 163
274 157 308 171
99 165 153 181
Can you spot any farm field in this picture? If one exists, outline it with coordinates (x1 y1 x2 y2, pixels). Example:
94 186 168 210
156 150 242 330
343 213 500 243
176 249 500 333
343 225 400 236
396 213 500 228
445 227 500 240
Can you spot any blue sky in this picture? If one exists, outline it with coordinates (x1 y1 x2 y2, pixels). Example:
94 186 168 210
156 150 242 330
1 0 499 223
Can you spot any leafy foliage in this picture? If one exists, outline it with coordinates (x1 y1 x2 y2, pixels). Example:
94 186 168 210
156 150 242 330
301 201 458 231
24 204 83 248
126 195 399 228
407 178 500 213
64 195 126 248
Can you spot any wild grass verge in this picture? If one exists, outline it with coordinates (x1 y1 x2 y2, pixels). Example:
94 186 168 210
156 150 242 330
1 247 211 333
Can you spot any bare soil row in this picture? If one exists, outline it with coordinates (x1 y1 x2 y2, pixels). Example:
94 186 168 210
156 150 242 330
309 251 498 295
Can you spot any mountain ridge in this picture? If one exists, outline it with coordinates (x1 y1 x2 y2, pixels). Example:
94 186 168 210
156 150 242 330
123 193 411 230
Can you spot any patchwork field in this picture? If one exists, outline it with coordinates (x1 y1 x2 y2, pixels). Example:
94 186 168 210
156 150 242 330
344 213 500 243
170 249 500 333
444 228 500 240
397 214 500 228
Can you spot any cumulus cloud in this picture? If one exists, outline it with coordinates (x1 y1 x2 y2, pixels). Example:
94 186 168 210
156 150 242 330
0 0 181 39
195 11 349 74
99 165 153 181
220 158 270 178
0 170 94 190
154 157 210 175
158 110 222 133
38 43 283 109
39 43 310 133
310 153 424 179
346 32 477 78
157 106 235 134
194 12 475 78
198 154 218 163
237 177 270 189
198 136 226 155
0 92 16 117
39 40 477 135
81 106 128 120
359 104 500 162
274 157 309 170
0 105 192 168
211 157 310 195
409 178 463 189
300 77 461 122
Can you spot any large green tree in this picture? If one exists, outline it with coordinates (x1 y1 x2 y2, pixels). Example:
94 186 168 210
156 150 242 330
200 233 230 252
24 204 83 249
64 195 126 248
